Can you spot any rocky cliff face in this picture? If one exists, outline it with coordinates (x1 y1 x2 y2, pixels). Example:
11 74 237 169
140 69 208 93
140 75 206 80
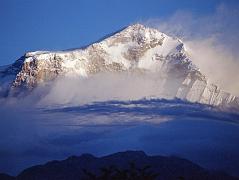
0 24 238 108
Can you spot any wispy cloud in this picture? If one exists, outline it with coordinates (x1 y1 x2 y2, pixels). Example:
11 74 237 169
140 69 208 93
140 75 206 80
37 72 168 106
143 3 239 96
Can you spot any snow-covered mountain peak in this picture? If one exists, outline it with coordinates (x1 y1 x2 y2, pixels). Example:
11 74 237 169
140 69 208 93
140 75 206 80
0 24 238 109
106 23 167 46
127 23 146 29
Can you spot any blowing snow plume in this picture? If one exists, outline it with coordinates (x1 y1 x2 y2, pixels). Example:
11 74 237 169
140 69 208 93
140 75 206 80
144 3 239 96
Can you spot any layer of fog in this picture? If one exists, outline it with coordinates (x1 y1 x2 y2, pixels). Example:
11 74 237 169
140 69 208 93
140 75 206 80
144 3 239 96
22 72 182 107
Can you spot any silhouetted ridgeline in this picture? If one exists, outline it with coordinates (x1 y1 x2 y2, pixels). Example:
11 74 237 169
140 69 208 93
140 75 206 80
0 151 238 180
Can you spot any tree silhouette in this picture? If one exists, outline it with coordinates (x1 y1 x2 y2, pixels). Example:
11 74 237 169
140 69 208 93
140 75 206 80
82 162 159 180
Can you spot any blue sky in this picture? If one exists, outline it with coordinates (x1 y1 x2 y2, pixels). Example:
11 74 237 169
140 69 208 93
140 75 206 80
0 0 238 65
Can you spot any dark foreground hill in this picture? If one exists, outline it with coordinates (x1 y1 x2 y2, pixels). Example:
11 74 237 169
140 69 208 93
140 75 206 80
0 151 238 180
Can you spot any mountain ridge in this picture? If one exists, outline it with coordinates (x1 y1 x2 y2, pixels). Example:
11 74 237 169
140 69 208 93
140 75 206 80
1 151 238 180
